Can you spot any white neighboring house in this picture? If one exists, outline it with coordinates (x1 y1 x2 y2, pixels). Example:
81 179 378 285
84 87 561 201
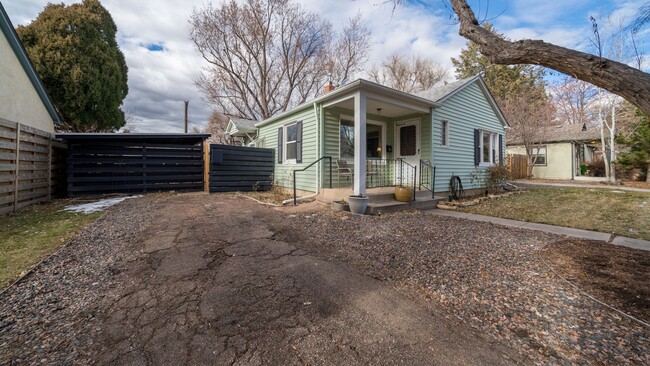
0 3 61 132
507 123 601 180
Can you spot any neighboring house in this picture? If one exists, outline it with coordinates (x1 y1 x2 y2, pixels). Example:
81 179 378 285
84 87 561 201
0 2 61 132
224 117 258 146
251 74 508 198
506 123 601 180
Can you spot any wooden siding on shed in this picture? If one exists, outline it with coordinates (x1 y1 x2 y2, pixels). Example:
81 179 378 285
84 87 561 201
431 82 506 192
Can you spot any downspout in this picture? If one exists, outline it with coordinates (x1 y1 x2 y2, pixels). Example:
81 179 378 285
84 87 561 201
281 102 321 205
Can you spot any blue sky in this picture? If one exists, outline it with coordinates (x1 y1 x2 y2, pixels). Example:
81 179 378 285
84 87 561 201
4 0 648 132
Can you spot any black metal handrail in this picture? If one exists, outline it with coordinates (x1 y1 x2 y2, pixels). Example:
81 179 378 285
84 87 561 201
293 156 332 205
419 160 436 199
396 158 417 201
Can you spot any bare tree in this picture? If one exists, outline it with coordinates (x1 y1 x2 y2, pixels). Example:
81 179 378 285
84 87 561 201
368 53 448 93
552 77 597 126
445 0 650 117
502 93 556 177
205 112 230 144
189 0 370 121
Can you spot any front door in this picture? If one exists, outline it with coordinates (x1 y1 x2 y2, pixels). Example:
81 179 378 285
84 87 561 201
394 119 420 186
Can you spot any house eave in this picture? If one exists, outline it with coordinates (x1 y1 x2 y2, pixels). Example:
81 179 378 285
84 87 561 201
0 3 62 125
254 79 440 128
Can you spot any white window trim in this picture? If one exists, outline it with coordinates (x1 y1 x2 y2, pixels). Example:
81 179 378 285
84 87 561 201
339 115 386 163
282 122 298 165
441 120 449 147
479 130 498 167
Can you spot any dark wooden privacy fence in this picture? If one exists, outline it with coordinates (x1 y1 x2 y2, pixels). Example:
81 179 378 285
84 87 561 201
0 119 66 215
209 144 274 192
58 134 209 196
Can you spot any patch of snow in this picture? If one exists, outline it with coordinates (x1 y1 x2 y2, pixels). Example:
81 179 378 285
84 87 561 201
63 196 142 214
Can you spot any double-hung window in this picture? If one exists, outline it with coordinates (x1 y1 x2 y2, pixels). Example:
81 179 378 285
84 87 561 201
285 123 298 162
278 121 302 164
480 130 498 165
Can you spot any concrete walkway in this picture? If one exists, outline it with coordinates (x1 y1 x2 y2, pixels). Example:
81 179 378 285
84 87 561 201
512 180 650 193
429 209 650 252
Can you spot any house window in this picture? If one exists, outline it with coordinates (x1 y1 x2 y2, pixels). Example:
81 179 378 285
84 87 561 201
441 120 449 146
340 119 355 160
480 130 498 165
284 122 298 162
339 118 385 161
531 146 547 165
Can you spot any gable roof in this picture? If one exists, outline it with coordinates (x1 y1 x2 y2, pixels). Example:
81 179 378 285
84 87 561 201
226 117 257 136
0 3 61 125
416 75 510 128
509 123 602 145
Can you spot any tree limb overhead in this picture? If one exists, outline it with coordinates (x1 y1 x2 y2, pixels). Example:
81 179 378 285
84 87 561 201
449 0 650 117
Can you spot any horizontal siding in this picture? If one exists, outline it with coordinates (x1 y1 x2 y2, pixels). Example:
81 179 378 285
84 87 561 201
431 82 506 192
258 107 318 192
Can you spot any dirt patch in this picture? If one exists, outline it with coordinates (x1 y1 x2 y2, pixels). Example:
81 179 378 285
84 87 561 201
282 210 650 365
543 239 650 323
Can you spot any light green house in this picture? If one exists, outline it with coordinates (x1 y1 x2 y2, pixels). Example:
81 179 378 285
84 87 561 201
253 75 508 200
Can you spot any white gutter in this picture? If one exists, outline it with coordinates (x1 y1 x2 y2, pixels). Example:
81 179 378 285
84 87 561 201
313 102 321 196
282 193 318 206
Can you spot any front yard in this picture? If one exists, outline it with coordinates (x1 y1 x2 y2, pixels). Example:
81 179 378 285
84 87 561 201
456 187 650 240
0 200 101 288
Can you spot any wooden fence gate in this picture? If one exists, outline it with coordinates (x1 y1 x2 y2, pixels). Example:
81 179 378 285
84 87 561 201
0 119 66 215
209 144 274 192
507 154 528 179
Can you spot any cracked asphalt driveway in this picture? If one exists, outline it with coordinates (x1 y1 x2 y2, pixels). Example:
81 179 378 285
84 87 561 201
95 194 517 365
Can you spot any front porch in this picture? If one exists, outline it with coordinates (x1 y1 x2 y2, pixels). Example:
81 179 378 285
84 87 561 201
319 85 439 196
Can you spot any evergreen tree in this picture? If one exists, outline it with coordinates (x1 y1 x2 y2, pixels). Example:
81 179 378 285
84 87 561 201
17 0 128 132
451 23 547 103
617 111 650 182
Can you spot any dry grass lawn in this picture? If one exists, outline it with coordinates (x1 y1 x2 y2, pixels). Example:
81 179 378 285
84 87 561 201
458 187 650 240
0 200 101 289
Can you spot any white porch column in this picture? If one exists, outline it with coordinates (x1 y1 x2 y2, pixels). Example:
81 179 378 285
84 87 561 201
353 91 367 195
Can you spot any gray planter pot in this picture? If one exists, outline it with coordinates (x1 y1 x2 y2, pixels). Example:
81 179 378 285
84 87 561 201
348 195 369 215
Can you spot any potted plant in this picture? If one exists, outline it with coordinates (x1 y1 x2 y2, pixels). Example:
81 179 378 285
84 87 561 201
348 194 369 215
394 185 414 202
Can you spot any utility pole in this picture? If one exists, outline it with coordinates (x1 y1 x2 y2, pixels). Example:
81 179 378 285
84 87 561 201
184 100 189 133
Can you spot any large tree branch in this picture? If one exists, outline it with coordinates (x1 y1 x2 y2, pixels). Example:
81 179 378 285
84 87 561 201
450 0 650 116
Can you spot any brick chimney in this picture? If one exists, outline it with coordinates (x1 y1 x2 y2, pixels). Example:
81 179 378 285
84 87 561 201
323 82 335 94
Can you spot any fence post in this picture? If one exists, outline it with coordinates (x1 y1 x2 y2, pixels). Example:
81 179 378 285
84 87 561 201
47 136 52 201
203 141 210 193
13 123 21 212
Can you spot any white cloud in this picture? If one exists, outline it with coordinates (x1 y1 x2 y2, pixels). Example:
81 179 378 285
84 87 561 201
4 0 645 132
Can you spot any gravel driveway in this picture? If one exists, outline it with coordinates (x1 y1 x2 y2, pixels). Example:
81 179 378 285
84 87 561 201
0 193 647 365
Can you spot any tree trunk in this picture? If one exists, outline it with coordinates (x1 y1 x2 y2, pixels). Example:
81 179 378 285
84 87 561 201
449 0 650 117
646 163 650 183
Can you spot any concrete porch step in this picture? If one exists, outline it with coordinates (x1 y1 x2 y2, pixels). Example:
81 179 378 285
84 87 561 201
366 196 444 215
368 189 438 203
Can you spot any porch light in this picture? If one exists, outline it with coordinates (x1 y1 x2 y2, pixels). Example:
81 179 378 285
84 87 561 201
376 146 382 153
